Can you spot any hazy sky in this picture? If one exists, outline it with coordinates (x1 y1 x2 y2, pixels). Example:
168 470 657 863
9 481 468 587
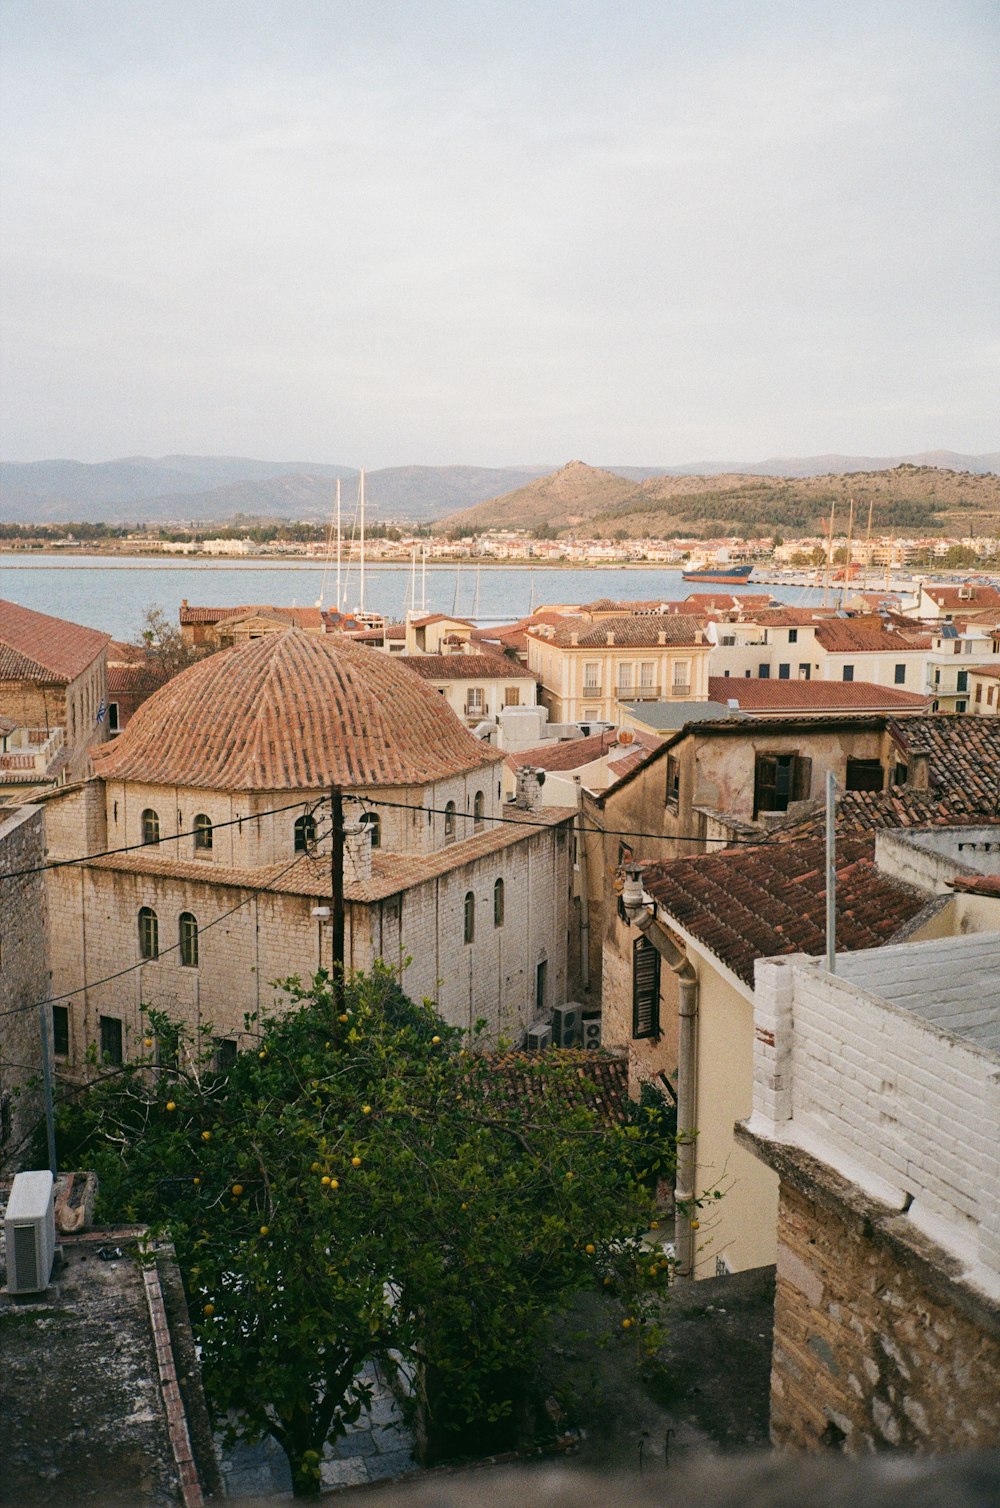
0 1 996 467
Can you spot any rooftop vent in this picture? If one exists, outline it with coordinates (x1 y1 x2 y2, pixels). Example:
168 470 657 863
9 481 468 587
727 698 741 712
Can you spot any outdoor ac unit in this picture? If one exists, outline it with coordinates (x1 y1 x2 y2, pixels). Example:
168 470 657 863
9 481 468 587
552 1002 584 1049
581 1016 603 1050
4 1170 56 1295
526 1021 552 1052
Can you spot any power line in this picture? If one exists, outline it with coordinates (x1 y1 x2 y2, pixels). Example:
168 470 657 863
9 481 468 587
0 796 320 882
0 824 332 1021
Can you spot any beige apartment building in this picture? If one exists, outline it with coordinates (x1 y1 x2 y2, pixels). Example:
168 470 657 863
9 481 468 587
397 652 539 728
0 599 109 791
526 614 709 725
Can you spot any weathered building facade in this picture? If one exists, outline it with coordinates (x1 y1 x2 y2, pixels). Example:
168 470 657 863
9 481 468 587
0 803 49 1172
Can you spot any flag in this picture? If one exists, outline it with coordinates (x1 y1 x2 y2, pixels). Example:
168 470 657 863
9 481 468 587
96 701 106 724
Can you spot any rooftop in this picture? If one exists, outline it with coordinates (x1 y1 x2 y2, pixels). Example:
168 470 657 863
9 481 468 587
505 728 659 774
707 676 931 714
833 932 1000 1056
481 1050 629 1126
92 629 503 792
532 615 705 649
622 699 741 730
397 653 539 681
813 618 931 654
0 599 109 684
641 835 929 987
889 714 1000 811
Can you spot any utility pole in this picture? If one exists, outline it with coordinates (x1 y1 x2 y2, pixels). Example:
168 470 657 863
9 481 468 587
330 787 345 1005
825 770 837 974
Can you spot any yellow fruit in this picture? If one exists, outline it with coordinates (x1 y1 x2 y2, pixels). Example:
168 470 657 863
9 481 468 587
691 1219 700 1230
259 1225 269 1236
603 1276 613 1287
143 1037 154 1049
650 1220 659 1229
362 1104 372 1115
351 1156 362 1168
165 1101 176 1112
461 1201 469 1210
232 1184 243 1197
431 1035 441 1044
201 1131 212 1142
203 1303 215 1316
330 1179 339 1190
311 1161 321 1172
565 1171 574 1180
258 1050 267 1059
193 1177 201 1185
338 1013 349 1023
585 1243 595 1255
622 1318 632 1329
321 1175 331 1186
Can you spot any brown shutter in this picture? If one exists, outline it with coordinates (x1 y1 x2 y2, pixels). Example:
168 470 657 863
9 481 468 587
632 937 661 1040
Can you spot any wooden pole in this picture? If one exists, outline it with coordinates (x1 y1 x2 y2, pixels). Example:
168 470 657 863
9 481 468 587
330 787 345 1005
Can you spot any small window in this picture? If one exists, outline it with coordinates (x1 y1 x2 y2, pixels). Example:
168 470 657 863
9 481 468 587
535 957 547 1014
368 812 381 849
845 758 884 793
107 702 120 733
788 628 798 644
758 664 770 679
99 1015 124 1065
0 1093 11 1147
463 890 475 944
778 664 790 680
142 808 160 845
138 906 159 960
798 663 811 680
894 664 906 685
665 755 680 811
215 1038 238 1073
957 670 968 693
632 937 660 1040
975 683 983 704
842 665 854 682
494 877 505 927
504 687 521 707
473 790 485 831
956 699 967 713
444 800 457 842
179 911 199 967
193 813 213 851
294 812 317 853
52 1004 70 1057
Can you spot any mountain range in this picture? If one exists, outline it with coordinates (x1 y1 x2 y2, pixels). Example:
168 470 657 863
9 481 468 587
0 450 996 527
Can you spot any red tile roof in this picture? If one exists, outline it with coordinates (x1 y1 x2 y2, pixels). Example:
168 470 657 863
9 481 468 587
0 600 109 684
93 629 503 791
409 613 474 628
641 835 928 985
814 619 931 653
707 677 931 713
178 603 325 629
506 728 659 774
971 665 1000 680
535 615 704 649
922 584 1000 612
949 874 1000 897
684 593 775 610
480 1051 629 1126
397 654 539 681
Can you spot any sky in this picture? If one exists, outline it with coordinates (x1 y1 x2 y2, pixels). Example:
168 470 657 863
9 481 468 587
0 1 997 468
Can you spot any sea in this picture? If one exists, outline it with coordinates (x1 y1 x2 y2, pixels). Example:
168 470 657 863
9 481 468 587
0 554 826 642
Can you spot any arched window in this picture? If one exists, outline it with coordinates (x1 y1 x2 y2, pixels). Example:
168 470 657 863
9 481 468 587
473 790 485 831
193 813 213 852
444 801 457 842
368 812 381 849
179 911 199 968
138 906 159 960
141 808 160 845
463 890 476 945
294 812 317 853
494 877 505 928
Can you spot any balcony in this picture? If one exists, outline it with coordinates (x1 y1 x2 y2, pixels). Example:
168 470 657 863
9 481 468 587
464 703 489 718
616 685 660 702
582 684 603 697
670 683 692 698
0 726 66 781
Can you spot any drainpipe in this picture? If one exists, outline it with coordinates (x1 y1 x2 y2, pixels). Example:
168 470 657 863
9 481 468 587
622 864 698 1280
572 779 591 995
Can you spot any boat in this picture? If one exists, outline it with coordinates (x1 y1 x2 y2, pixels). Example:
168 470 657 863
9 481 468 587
682 563 755 585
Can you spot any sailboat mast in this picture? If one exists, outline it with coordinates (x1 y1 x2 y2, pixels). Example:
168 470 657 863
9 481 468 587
358 469 366 614
823 501 836 608
421 545 428 613
863 500 873 595
842 499 855 610
335 478 342 609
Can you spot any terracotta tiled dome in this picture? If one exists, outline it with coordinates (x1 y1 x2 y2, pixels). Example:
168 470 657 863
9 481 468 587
93 629 503 790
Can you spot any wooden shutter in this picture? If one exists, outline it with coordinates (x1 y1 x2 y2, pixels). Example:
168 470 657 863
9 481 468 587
632 937 661 1040
792 755 813 802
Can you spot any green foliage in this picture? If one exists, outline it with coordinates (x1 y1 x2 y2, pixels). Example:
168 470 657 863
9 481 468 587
57 969 674 1493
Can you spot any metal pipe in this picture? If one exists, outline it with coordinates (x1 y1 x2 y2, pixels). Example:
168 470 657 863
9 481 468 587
39 1002 57 1177
573 796 591 993
825 769 836 972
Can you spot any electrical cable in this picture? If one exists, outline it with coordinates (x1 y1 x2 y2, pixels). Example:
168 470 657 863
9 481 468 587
0 790 321 880
0 822 332 1020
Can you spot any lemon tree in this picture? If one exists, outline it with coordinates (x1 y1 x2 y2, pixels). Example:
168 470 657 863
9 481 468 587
58 966 674 1495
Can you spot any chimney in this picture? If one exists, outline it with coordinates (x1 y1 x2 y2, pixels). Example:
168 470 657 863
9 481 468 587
570 631 578 646
514 767 546 810
658 631 666 645
906 749 931 791
606 632 615 646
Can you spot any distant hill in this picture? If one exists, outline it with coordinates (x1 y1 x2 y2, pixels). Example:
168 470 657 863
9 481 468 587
0 457 548 525
1 450 996 528
438 461 1000 538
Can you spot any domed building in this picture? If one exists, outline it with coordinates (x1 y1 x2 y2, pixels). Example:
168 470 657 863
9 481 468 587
43 631 576 1070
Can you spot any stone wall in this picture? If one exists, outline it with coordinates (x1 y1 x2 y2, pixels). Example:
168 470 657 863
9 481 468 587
0 805 49 1172
769 1173 1000 1451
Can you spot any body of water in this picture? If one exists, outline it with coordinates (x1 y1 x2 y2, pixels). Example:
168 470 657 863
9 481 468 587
0 554 826 641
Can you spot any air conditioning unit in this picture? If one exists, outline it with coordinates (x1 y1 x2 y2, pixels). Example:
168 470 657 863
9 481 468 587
4 1170 56 1294
552 1002 584 1048
581 1015 602 1050
526 1021 552 1052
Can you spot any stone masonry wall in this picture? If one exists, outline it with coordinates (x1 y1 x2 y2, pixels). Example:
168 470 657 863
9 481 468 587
0 805 49 1172
771 1178 1000 1452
